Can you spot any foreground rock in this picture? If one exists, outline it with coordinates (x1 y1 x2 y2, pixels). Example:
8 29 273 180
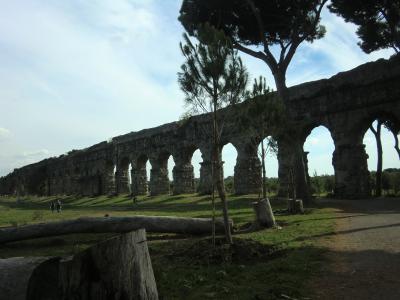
0 229 158 300
0 215 232 244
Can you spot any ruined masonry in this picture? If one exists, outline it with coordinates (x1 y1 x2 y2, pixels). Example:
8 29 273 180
1 56 400 199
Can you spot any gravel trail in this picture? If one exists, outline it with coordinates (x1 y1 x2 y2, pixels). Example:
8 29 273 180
312 198 400 300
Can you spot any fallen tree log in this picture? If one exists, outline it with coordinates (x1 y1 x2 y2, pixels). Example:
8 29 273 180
0 229 158 300
0 215 232 244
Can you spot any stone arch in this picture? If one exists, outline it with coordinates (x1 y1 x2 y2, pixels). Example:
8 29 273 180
276 121 327 199
228 137 261 195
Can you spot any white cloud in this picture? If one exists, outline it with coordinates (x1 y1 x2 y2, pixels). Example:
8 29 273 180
0 1 398 179
0 0 185 177
0 128 11 139
21 149 50 158
302 8 393 71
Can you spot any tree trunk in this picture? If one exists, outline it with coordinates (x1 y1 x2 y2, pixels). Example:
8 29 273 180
392 131 400 160
0 230 159 300
253 198 275 228
261 138 267 199
273 69 288 101
211 151 216 247
274 71 310 202
214 157 233 244
213 97 233 244
288 199 304 214
0 216 232 244
370 121 383 196
59 229 158 300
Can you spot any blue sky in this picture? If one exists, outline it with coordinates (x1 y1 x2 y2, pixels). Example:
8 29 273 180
0 0 399 179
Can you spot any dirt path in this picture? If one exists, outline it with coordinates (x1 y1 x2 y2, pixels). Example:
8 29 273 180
312 198 400 300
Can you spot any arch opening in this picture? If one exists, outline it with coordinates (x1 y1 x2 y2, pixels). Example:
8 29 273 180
128 163 132 192
363 118 400 196
303 125 335 197
221 143 238 194
258 136 279 196
192 149 202 191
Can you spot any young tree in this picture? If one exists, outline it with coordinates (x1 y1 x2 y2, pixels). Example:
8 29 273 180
368 119 400 197
329 0 400 54
179 0 328 201
236 77 284 227
369 120 384 196
383 119 400 160
247 76 283 199
178 24 249 244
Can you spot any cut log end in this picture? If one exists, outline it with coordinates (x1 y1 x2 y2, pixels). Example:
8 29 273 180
288 199 304 214
0 229 159 300
253 198 276 228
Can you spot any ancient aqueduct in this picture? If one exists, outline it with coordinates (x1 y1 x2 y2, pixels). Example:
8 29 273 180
1 56 400 199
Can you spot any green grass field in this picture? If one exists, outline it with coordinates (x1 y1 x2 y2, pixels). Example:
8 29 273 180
0 194 336 299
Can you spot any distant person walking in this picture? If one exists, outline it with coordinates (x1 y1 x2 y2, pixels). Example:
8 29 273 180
50 201 55 213
56 199 62 213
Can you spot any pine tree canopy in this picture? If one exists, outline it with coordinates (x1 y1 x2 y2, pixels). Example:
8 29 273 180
329 0 400 53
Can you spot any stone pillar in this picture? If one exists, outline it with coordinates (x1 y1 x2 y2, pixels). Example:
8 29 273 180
234 141 261 195
198 146 213 195
91 174 102 196
81 176 92 197
68 168 79 195
131 165 148 195
172 152 195 195
100 163 116 196
333 143 370 199
277 137 310 200
115 168 130 195
63 172 73 196
149 156 170 196
49 176 57 196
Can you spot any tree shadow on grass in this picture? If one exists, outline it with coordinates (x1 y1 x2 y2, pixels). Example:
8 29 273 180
293 222 400 243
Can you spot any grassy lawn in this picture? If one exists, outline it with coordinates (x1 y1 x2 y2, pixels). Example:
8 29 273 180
0 194 336 299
